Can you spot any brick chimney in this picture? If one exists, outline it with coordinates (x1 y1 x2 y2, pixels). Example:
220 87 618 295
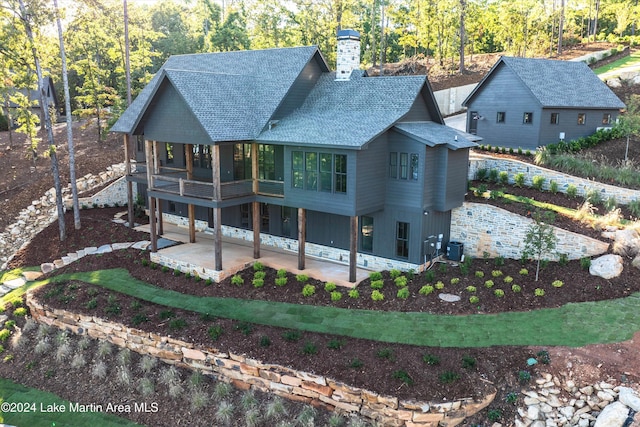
336 29 361 81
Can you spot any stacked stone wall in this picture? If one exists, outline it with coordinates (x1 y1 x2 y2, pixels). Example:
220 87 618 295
450 202 610 260
26 294 496 427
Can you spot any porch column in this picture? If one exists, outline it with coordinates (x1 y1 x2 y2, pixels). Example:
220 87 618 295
152 141 163 236
185 144 195 243
298 208 306 270
251 143 260 259
124 134 134 228
211 144 222 270
349 216 358 283
144 139 157 252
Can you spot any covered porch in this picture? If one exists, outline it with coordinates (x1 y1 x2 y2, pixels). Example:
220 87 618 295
136 222 370 288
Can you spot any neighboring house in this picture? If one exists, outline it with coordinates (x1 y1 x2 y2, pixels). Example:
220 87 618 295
5 77 61 125
111 31 477 281
462 56 625 150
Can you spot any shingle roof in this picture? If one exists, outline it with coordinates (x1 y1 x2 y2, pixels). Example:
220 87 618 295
464 56 625 109
111 46 324 138
257 72 430 148
393 122 479 150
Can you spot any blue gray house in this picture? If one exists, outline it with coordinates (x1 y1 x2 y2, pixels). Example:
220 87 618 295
462 56 625 150
111 31 476 281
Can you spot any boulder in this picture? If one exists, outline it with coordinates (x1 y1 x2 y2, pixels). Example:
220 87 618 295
619 387 640 412
590 254 624 279
607 78 622 88
606 228 640 257
633 255 640 271
632 74 640 86
594 401 630 427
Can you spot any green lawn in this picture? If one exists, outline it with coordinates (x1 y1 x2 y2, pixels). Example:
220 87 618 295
594 49 640 75
0 377 140 427
34 269 640 348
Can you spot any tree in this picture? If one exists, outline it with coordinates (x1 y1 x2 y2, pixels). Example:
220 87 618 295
522 210 557 282
618 94 640 163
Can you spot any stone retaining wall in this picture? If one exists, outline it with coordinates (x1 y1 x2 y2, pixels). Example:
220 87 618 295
468 154 640 206
71 175 137 210
0 163 128 270
26 294 496 427
450 203 610 260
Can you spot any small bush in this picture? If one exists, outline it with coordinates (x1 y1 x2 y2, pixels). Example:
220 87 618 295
580 257 591 270
349 358 363 369
439 370 460 383
419 285 434 295
394 276 408 287
254 271 266 280
330 291 343 301
537 349 551 364
327 339 344 350
324 282 337 292
552 280 564 288
514 172 525 187
462 354 476 369
301 341 318 355
0 329 10 342
296 274 309 283
13 307 27 317
208 325 224 341
348 289 360 299
397 287 410 299
469 296 480 304
376 347 394 360
275 277 287 286
484 280 494 288
423 353 440 365
277 269 287 278
506 391 519 404
549 180 559 193
253 262 264 271
450 277 460 285
302 284 316 297
494 289 505 298
425 270 435 282
259 335 271 347
558 253 569 266
503 275 513 283
567 184 578 198
499 171 509 185
532 175 546 190
370 280 384 290
389 269 402 279
475 270 485 278
519 268 529 275
518 370 532 383
534 288 545 297
488 408 502 422
392 369 414 386
494 256 505 267
282 330 301 342
475 168 488 181
511 284 522 293
369 271 383 281
491 270 503 277
252 278 264 288
371 290 384 301
466 285 476 293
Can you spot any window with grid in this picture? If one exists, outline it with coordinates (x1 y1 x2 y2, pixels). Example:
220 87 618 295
396 222 410 258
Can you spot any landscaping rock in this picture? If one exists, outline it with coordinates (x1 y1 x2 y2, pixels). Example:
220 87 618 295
438 293 461 302
593 401 630 427
604 228 640 257
590 254 624 279
619 387 640 411
607 78 622 88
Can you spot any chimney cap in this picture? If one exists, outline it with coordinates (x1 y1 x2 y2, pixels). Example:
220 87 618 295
337 29 360 41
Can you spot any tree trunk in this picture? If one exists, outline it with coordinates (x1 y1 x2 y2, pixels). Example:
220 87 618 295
459 0 466 73
370 0 377 67
379 2 386 76
557 0 565 55
18 0 66 241
124 0 132 106
54 0 80 230
593 0 600 43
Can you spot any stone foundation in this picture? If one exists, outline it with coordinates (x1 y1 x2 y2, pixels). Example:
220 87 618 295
26 294 496 426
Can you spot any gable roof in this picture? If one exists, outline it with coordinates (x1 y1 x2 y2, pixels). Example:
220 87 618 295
111 46 326 139
463 56 625 110
393 122 479 150
257 72 442 148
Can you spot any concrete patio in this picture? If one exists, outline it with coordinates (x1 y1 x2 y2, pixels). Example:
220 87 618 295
134 223 370 288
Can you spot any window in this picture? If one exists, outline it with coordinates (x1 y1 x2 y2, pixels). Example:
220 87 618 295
360 216 374 252
396 222 409 259
334 154 347 193
305 152 318 190
259 144 275 180
233 144 251 179
292 151 304 188
165 143 174 164
320 153 332 192
550 113 559 125
496 112 506 123
192 145 211 169
168 201 176 213
390 152 419 180
602 113 612 125
192 145 201 167
577 113 586 125
389 152 398 178
136 135 143 152
523 112 533 124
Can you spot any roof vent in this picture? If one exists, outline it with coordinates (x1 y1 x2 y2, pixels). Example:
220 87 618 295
336 29 361 81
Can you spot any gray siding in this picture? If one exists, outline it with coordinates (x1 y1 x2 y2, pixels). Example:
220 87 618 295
386 130 425 210
401 93 432 122
434 147 469 211
142 81 211 145
466 65 542 150
271 55 323 121
355 134 387 215
538 108 620 145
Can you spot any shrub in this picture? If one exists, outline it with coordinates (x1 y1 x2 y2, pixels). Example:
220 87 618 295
0 329 10 342
419 285 434 295
231 275 244 286
425 270 435 282
488 409 503 422
204 279 213 286
511 284 522 293
450 277 460 285
282 330 301 342
397 287 410 299
252 278 264 288
475 183 488 196
389 269 402 279
259 335 271 347
503 276 513 283
369 271 383 281
370 280 384 289
532 175 546 190
394 276 408 287
491 270 503 277
253 262 264 271
466 286 476 293
434 281 445 290
324 282 337 292
423 353 441 365
488 168 499 183
518 370 532 383
558 253 569 266
534 288 545 297
494 289 505 298
376 348 394 360
371 290 384 301
494 256 505 267
327 339 344 350
348 289 360 299
302 341 318 355
586 188 603 205
580 257 591 270
234 322 253 336
484 280 494 288
475 270 485 278
349 358 363 369
254 271 266 280
519 268 529 275
630 199 640 218
514 172 526 187
13 307 27 317
393 370 414 386
552 280 564 288
439 370 460 383
499 171 509 185
567 184 578 198
330 291 343 301
469 296 480 304
506 391 519 404
537 349 551 364
302 284 316 297
475 168 488 181
462 355 476 369
296 274 309 283
208 325 224 341
275 277 287 286
277 268 287 278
